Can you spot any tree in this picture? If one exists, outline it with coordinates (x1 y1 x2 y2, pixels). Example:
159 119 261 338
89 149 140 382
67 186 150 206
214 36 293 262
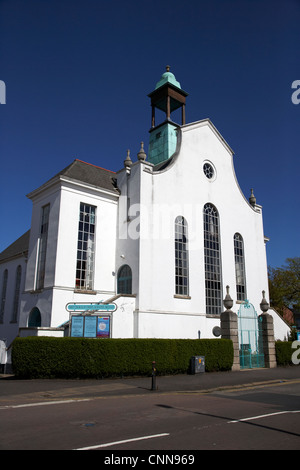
268 257 300 315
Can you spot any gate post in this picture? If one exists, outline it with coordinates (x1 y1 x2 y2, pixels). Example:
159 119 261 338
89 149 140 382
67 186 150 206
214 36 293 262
221 286 240 371
258 291 277 368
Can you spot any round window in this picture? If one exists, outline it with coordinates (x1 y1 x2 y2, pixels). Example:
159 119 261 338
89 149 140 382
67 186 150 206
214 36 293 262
203 162 215 180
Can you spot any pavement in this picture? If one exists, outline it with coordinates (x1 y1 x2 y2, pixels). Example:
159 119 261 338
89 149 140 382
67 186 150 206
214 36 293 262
1 366 300 406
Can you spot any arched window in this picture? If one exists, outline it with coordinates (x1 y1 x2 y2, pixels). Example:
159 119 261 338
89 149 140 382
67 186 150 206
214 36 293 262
203 203 222 315
117 265 132 294
28 307 42 327
175 216 189 296
0 269 8 323
12 265 22 323
234 233 247 301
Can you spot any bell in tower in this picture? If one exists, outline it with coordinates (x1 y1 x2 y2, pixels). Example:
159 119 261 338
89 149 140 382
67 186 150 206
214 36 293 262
147 66 188 166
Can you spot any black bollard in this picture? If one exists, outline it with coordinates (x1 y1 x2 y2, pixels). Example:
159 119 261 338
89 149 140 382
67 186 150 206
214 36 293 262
151 361 157 391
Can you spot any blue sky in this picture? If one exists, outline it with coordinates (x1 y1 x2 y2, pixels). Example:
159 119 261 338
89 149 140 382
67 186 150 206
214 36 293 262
0 0 299 270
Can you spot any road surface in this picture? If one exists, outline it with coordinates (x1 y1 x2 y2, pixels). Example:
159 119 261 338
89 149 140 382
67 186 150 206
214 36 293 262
0 374 299 451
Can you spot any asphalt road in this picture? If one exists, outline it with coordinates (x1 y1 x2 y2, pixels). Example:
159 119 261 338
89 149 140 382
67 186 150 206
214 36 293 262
0 369 300 452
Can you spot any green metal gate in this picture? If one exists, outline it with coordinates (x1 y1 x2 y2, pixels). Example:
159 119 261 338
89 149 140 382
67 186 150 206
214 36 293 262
238 300 265 369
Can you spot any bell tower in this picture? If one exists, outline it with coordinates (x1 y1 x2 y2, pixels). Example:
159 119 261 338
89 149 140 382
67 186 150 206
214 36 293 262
147 66 188 166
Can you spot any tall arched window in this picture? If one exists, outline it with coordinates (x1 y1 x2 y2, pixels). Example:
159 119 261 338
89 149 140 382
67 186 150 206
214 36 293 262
203 204 222 315
28 307 42 327
175 216 189 296
12 265 22 323
234 233 247 301
0 269 8 323
117 265 132 294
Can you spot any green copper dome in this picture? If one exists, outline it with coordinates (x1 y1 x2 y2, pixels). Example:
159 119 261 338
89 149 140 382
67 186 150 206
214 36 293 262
155 66 181 90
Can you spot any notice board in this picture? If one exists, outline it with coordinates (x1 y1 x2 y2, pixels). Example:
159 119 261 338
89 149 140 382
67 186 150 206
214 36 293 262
71 315 110 338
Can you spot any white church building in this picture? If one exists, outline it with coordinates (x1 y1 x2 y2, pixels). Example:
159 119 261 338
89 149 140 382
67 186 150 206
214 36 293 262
0 67 290 365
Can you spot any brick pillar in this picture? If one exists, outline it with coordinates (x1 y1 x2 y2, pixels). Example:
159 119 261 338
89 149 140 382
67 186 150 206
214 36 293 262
259 290 277 368
221 286 240 371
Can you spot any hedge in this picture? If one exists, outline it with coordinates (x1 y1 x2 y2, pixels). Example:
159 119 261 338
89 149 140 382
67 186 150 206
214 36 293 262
11 337 234 379
275 341 299 366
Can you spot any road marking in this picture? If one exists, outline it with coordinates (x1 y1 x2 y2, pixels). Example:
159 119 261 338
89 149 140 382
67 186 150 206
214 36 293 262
0 398 92 410
74 433 170 450
229 410 300 423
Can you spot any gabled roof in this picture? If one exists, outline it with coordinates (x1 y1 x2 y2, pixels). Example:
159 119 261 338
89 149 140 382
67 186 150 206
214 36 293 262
0 230 30 263
55 159 119 192
27 159 119 198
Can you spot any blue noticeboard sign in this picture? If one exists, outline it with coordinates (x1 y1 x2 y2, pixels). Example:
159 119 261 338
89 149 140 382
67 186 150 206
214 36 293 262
84 316 97 338
71 316 84 337
96 317 110 338
70 315 111 338
66 302 117 313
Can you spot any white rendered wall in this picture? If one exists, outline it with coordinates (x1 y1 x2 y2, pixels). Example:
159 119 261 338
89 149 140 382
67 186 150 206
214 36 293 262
110 295 136 338
137 311 220 339
136 121 269 314
115 164 141 305
25 185 61 293
54 181 118 293
269 308 291 341
22 177 119 330
120 120 272 339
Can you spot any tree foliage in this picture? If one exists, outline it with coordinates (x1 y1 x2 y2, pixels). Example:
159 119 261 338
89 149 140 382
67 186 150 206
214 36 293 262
268 257 300 315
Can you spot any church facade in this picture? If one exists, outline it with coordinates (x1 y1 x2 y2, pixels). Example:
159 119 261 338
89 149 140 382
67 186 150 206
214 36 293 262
0 68 290 355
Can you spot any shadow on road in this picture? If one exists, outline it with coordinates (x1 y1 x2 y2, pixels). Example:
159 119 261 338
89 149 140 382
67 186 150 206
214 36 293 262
155 403 300 438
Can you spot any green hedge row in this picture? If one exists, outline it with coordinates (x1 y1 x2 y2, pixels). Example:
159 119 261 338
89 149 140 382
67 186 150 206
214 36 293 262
11 337 234 379
275 341 299 366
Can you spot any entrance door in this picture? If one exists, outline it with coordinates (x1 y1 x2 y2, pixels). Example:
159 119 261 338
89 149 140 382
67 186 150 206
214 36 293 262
238 301 265 369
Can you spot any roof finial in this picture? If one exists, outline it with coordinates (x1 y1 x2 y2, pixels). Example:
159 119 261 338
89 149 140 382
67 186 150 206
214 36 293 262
137 141 147 161
166 65 170 72
124 149 132 171
249 188 256 207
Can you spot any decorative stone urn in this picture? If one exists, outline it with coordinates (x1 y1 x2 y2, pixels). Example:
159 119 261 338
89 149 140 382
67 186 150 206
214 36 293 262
220 286 240 371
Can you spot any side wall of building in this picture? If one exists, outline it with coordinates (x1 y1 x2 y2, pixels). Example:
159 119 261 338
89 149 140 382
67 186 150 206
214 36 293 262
0 255 27 346
20 178 119 330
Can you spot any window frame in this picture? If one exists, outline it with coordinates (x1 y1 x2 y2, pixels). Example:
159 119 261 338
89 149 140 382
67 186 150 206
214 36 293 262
75 202 96 291
0 269 8 323
234 233 247 301
174 215 189 297
28 307 42 327
203 203 222 315
11 265 21 323
117 264 132 295
36 204 50 290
